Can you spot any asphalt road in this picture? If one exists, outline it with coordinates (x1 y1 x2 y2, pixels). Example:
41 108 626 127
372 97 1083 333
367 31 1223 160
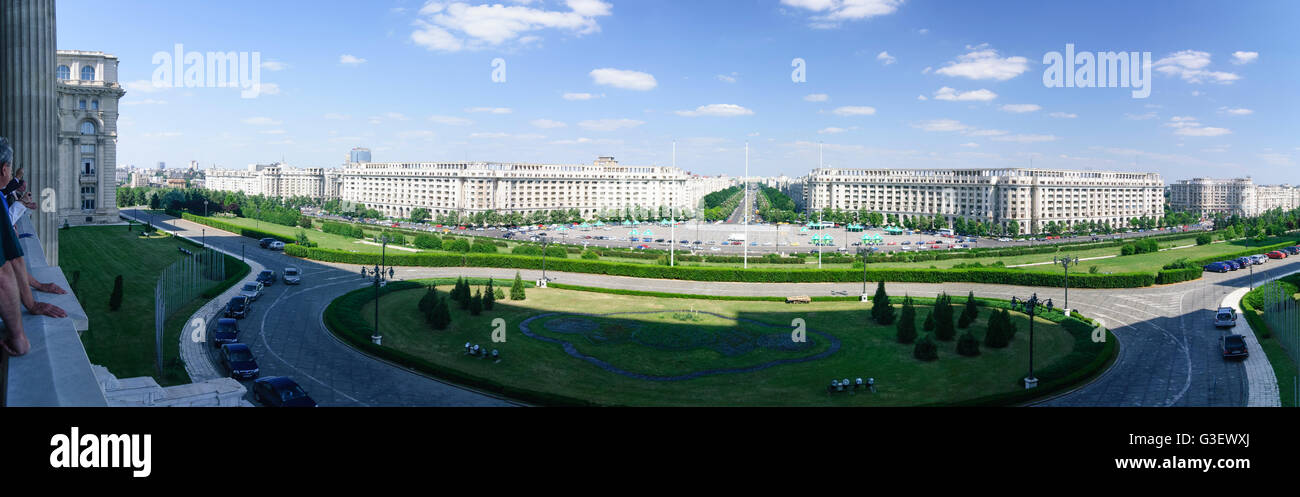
125 209 514 407
125 209 1295 407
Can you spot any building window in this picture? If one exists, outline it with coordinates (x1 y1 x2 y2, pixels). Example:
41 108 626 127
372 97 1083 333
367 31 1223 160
80 144 95 154
80 65 95 81
82 158 95 176
81 186 96 211
80 121 96 135
91 99 100 110
78 99 87 110
57 65 70 80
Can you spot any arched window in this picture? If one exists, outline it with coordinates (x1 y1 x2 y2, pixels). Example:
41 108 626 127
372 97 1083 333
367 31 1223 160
57 65 70 80
80 65 95 81
80 121 96 135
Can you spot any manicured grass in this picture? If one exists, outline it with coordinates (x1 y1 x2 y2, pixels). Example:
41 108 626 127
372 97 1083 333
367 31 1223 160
1243 273 1300 408
357 286 1077 406
59 224 248 386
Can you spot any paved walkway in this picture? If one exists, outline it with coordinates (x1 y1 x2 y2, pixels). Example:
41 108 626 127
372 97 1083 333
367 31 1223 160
1222 268 1300 407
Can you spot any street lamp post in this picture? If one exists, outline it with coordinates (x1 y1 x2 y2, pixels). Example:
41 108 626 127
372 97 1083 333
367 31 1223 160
201 228 206 249
539 235 550 287
1014 293 1041 389
204 200 209 217
1053 256 1080 315
369 235 391 345
857 247 869 302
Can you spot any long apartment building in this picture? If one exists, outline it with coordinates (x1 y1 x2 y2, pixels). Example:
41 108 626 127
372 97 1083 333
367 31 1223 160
803 168 1164 235
205 163 342 199
1169 178 1299 217
340 156 702 219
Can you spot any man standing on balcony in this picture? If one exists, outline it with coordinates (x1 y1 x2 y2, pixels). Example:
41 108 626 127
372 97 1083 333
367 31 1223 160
0 137 67 356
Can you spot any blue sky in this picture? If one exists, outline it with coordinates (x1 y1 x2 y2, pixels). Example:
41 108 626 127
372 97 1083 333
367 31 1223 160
57 0 1299 183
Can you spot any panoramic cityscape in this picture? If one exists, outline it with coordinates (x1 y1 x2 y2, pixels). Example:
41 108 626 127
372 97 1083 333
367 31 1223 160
1 0 1296 480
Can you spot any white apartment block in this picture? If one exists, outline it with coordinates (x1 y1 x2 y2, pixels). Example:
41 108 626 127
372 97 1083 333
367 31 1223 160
804 168 1164 235
686 174 737 209
1168 178 1297 217
341 156 699 219
205 162 341 199
56 50 124 225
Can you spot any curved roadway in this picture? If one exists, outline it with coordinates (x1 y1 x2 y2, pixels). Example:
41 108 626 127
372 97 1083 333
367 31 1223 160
128 210 1298 407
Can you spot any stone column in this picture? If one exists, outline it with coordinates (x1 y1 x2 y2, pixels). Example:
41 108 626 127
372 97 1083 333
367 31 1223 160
1 0 59 264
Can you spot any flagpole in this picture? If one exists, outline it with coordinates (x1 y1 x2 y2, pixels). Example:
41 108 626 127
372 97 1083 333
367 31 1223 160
744 142 749 269
671 140 676 267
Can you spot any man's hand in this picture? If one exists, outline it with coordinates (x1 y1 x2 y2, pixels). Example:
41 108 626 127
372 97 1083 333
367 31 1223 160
33 281 66 294
28 301 66 318
2 331 30 356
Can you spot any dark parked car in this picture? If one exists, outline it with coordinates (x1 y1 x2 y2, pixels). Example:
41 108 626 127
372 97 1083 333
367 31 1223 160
1219 334 1248 360
256 270 277 286
258 237 277 249
1203 262 1230 273
252 376 317 407
225 296 251 319
212 318 240 347
220 343 260 380
1284 246 1300 256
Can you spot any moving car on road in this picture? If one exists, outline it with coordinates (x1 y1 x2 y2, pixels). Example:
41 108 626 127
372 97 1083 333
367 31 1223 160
1219 334 1248 360
1214 307 1237 328
283 267 301 285
252 376 317 407
258 237 277 249
221 343 260 380
256 270 277 286
240 282 265 301
225 296 251 319
269 241 285 251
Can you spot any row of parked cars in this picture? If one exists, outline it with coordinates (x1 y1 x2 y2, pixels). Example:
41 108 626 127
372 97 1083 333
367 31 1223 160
1202 245 1300 273
216 266 316 407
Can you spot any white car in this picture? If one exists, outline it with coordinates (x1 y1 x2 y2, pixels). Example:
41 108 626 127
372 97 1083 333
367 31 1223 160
283 267 302 285
269 241 285 251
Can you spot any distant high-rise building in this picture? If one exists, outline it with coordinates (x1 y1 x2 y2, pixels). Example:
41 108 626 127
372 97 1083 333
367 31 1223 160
349 147 372 163
158 161 166 169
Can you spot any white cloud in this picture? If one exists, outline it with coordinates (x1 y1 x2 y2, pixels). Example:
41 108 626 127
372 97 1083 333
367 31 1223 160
141 131 183 138
124 79 168 93
935 45 1029 81
1258 153 1293 166
411 1 612 52
1231 51 1259 65
989 134 1057 143
398 130 437 140
965 129 1006 137
550 137 623 145
577 118 644 131
959 142 979 148
339 54 367 65
876 51 896 65
1125 112 1159 120
1163 116 1231 137
242 117 282 126
675 104 754 117
1219 107 1253 116
258 83 281 95
1048 112 1077 119
590 68 657 90
916 95 927 101
323 113 350 120
932 86 997 102
261 60 287 71
429 115 474 125
530 118 567 129
804 93 829 102
831 106 876 116
563 92 604 100
716 73 737 83
384 112 410 121
1153 50 1240 84
1000 104 1041 113
913 119 969 132
781 0 904 27
259 129 286 135
465 107 513 114
818 127 847 134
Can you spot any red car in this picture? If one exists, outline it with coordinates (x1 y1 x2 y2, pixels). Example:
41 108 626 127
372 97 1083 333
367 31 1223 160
1267 251 1287 259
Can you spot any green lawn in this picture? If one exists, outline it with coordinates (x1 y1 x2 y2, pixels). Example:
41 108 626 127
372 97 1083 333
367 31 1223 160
359 285 1077 406
59 224 247 386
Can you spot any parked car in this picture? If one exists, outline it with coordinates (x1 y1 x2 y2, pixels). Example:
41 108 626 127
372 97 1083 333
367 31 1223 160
212 318 240 347
1214 307 1237 328
283 267 301 285
1224 260 1241 270
1219 334 1248 360
1267 251 1287 259
224 296 251 319
1235 257 1254 268
258 238 277 249
252 376 317 407
256 270 277 286
1202 262 1230 273
1283 246 1300 256
220 343 260 380
1251 254 1268 265
240 282 264 301
269 241 285 251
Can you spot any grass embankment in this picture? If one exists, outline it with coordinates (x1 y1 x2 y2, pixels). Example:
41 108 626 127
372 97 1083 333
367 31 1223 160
1241 273 1300 407
59 223 249 386
336 283 1099 406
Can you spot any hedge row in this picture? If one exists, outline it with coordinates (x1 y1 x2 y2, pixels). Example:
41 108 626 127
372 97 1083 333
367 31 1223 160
322 281 593 406
286 244 1158 288
1156 267 1203 285
182 213 295 243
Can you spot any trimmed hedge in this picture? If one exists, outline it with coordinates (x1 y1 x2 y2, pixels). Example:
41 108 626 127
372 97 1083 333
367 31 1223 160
182 213 295 243
1156 267 1203 285
285 244 1158 288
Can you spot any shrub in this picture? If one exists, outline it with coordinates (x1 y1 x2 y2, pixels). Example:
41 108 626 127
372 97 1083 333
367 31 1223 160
414 234 442 250
984 309 1010 348
446 238 471 253
469 289 483 316
896 296 917 344
510 271 526 300
923 310 935 332
956 331 981 357
871 281 894 325
417 284 436 320
959 291 979 329
470 241 498 253
913 334 938 361
430 294 451 330
483 279 496 311
109 275 124 311
494 287 506 300
581 250 600 260
512 245 543 256
933 293 955 341
1196 234 1212 246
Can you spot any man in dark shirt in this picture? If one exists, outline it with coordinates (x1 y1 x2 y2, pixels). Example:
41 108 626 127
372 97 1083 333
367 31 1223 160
0 137 66 356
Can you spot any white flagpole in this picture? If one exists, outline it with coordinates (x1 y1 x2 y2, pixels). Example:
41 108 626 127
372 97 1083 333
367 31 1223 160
671 141 676 267
744 142 749 269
